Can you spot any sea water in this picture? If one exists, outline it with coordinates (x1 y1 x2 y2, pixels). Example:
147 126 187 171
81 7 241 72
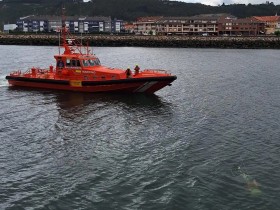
0 45 280 210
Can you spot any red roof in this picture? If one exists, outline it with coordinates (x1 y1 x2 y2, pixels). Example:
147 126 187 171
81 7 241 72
136 16 163 22
124 23 134 30
253 16 280 22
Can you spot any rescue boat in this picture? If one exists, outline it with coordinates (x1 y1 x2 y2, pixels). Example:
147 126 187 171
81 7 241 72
6 23 176 94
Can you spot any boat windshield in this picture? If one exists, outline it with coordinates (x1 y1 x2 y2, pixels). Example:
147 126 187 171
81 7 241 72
82 59 101 67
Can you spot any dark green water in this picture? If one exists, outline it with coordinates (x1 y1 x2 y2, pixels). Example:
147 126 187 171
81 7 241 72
0 46 280 210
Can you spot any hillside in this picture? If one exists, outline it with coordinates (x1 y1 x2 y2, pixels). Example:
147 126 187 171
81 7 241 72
1 0 280 29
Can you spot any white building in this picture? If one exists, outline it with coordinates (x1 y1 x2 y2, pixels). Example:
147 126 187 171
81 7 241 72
3 24 17 33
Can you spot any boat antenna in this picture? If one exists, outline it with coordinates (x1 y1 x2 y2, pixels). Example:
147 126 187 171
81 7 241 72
81 32 83 53
61 6 71 54
58 29 61 55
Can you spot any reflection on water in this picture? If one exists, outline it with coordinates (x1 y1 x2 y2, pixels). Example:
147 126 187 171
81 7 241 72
7 86 172 116
54 92 168 110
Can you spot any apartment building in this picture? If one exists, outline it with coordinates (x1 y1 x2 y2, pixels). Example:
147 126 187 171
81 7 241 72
134 14 236 36
218 16 265 36
156 17 190 35
156 14 228 35
124 22 134 33
16 15 124 33
252 16 280 34
133 14 270 36
133 16 163 35
111 18 124 33
16 15 48 32
3 24 17 33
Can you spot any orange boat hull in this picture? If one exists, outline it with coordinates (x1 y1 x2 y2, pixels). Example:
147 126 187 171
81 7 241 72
6 76 176 94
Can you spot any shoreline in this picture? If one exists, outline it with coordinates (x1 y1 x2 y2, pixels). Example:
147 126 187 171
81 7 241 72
0 34 280 49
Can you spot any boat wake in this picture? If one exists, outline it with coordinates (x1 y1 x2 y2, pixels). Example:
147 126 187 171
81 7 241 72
0 75 8 87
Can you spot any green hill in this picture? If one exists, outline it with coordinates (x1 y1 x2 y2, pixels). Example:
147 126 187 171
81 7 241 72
1 0 280 30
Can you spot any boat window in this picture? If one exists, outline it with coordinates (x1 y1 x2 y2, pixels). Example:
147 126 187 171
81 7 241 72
96 58 101 65
71 59 76 66
66 59 71 66
83 60 89 67
66 59 81 67
89 60 95 66
57 59 64 68
91 59 101 66
82 59 100 67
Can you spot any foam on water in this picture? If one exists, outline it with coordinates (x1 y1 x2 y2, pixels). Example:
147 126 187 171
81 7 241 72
0 75 8 87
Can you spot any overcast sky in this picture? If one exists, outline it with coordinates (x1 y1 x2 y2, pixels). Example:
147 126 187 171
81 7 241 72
83 0 279 6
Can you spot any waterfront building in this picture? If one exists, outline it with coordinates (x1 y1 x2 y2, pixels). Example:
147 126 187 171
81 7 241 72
123 22 134 34
17 15 48 32
48 16 62 32
218 16 265 36
16 15 123 33
134 14 236 36
252 16 280 34
133 16 163 35
3 24 17 33
184 14 225 36
156 16 191 35
111 18 124 33
156 14 229 35
133 14 268 36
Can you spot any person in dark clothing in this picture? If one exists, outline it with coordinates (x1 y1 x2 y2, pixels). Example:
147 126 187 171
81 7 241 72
134 64 140 75
126 68 132 78
57 59 64 69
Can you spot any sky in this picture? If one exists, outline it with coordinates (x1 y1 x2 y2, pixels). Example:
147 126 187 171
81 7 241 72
83 0 279 6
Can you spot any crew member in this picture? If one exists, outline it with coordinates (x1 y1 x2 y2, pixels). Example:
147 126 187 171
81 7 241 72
126 68 132 78
57 58 64 69
134 64 140 75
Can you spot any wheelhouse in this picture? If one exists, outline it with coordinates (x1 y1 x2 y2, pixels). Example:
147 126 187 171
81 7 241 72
55 55 101 69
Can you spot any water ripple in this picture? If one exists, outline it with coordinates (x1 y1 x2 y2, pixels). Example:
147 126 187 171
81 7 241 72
1 47 280 210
